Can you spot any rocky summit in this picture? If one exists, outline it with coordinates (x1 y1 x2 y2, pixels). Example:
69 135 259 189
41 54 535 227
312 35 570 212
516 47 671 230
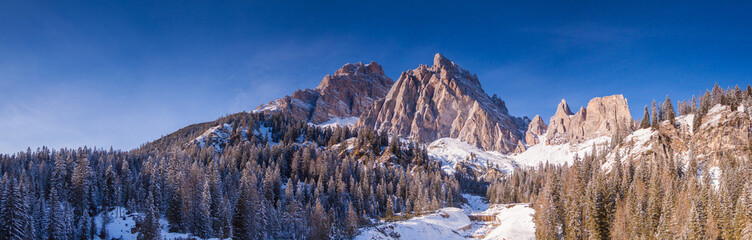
545 95 633 145
524 115 548 146
255 61 393 124
358 53 528 154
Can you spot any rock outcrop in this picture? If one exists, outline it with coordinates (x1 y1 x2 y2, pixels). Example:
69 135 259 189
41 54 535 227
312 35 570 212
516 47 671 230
358 53 527 153
524 115 548 146
607 103 752 167
255 62 393 124
545 95 633 145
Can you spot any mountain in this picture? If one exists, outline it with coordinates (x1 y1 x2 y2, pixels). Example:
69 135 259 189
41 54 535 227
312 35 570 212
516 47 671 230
544 95 633 145
254 61 393 124
605 103 752 166
358 53 529 154
524 115 547 146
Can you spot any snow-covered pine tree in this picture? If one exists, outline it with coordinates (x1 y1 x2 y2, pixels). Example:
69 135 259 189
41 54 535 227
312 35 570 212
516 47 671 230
195 181 213 239
137 192 160 240
345 201 359 237
166 186 184 233
310 199 330 240
0 179 29 240
48 186 71 240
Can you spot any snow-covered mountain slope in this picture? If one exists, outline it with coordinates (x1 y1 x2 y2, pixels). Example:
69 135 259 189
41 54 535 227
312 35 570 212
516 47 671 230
314 116 359 129
189 122 277 152
426 136 608 175
513 136 610 167
191 123 236 152
356 208 470 240
427 138 518 175
356 195 535 240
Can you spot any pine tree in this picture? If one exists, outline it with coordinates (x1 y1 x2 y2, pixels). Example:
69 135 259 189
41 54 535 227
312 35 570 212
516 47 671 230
48 186 70 240
385 197 394 219
664 95 676 127
103 165 117 212
232 182 252 240
195 181 213 239
651 99 659 129
345 201 359 237
688 199 706 239
585 174 611 240
71 157 91 219
0 180 28 240
640 105 651 129
166 187 184 233
310 199 330 240
137 193 160 240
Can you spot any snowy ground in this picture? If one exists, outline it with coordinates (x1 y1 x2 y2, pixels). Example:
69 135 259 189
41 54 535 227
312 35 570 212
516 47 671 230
428 136 609 175
428 138 518 175
316 116 359 128
356 194 535 240
512 136 609 168
483 204 536 240
94 207 227 240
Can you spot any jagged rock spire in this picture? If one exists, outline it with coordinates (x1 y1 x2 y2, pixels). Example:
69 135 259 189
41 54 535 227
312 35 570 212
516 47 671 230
358 53 527 153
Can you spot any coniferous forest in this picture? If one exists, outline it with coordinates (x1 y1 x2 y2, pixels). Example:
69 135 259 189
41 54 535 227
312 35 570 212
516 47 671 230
487 84 752 239
0 113 462 240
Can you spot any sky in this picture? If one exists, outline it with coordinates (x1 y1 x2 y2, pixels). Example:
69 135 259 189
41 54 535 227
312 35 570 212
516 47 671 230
1 0 751 154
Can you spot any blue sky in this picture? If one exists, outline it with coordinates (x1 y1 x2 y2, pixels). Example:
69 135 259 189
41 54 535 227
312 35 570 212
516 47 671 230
1 0 751 153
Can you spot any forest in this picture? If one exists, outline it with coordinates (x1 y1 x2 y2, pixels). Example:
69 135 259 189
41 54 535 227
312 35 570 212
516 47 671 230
0 113 462 240
487 84 752 239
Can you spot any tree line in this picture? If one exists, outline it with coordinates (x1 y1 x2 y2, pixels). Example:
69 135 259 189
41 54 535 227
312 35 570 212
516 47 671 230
0 112 461 239
488 84 752 239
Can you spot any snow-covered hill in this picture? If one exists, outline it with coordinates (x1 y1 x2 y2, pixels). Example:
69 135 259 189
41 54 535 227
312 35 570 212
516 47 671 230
355 195 535 240
426 136 609 175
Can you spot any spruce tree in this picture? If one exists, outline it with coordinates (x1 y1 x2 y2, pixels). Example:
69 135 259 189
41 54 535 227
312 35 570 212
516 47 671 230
137 193 160 240
0 180 28 240
664 95 676 127
48 186 70 240
232 182 252 240
345 202 359 237
71 157 91 221
196 181 213 239
166 188 184 233
640 105 651 129
651 100 659 129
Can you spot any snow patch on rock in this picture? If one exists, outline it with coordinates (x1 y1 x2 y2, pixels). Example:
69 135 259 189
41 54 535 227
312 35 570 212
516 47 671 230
512 136 610 167
427 138 518 175
316 116 359 129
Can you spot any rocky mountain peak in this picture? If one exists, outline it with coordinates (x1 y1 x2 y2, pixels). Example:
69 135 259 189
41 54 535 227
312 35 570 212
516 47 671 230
556 99 574 116
333 61 385 76
433 53 453 68
358 54 526 153
255 61 393 124
546 94 632 145
524 115 548 146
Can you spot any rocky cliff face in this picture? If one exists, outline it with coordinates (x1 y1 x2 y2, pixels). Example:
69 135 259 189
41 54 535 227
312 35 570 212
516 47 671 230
546 95 633 145
358 53 527 153
255 62 393 124
525 115 548 146
605 103 752 168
